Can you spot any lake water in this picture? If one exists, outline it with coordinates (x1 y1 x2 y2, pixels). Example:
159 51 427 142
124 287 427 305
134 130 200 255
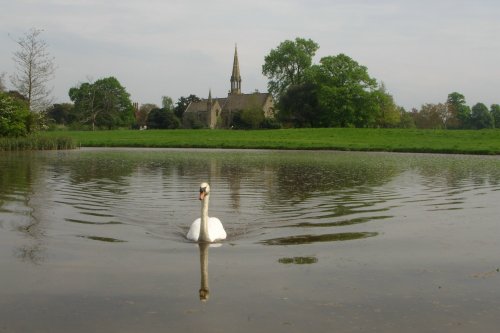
1 148 500 332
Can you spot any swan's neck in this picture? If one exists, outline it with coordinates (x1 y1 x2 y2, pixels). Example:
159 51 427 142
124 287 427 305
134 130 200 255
199 194 210 242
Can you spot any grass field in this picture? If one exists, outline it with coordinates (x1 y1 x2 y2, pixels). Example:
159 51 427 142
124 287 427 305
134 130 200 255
38 128 500 155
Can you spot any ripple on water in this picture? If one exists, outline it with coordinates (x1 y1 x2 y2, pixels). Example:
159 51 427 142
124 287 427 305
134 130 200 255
65 218 123 225
77 235 127 243
259 232 378 246
278 256 319 264
278 215 394 228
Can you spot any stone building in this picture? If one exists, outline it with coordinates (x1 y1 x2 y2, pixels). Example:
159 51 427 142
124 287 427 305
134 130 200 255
183 46 274 129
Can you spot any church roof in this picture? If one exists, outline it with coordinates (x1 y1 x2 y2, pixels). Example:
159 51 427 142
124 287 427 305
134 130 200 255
184 101 207 113
220 93 270 111
184 99 220 114
185 92 270 114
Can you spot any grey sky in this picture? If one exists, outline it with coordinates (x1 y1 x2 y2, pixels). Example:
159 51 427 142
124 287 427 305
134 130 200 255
1 0 498 110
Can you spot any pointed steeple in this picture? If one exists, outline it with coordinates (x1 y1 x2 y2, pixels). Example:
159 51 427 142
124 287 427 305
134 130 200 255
230 44 241 95
207 88 214 129
207 88 213 111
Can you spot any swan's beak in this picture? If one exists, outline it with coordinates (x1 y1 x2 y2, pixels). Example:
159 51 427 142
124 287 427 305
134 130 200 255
199 191 206 200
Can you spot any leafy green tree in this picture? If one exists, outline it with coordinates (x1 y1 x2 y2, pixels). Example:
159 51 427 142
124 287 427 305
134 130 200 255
310 54 378 127
262 37 319 101
470 103 493 129
183 112 205 129
279 83 322 127
174 94 200 119
414 104 446 129
372 83 400 128
0 91 30 136
162 96 174 111
490 104 500 128
399 107 416 128
446 92 470 129
46 103 75 125
146 108 180 129
240 106 265 129
69 77 135 130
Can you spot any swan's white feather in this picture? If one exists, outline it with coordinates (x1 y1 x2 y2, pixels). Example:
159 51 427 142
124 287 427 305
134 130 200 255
187 217 227 242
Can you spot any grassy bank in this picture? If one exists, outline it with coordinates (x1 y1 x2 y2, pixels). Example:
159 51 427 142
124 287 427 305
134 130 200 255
38 128 500 155
0 135 76 151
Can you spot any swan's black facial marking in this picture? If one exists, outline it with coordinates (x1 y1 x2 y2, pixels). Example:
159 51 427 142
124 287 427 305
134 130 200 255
199 186 207 200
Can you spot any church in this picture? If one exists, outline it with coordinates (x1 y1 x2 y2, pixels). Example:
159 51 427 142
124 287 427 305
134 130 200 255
183 46 274 129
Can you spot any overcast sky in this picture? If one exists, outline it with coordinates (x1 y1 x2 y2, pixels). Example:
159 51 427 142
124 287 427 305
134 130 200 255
1 0 499 110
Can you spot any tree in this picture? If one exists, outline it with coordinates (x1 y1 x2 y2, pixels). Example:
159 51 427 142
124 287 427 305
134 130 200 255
262 37 319 101
372 83 400 128
46 103 75 125
0 91 31 136
490 104 500 128
162 96 174 111
146 108 180 129
310 54 378 127
399 108 416 128
470 103 493 129
240 106 265 129
136 103 158 128
446 92 470 129
174 94 200 119
0 72 7 92
279 83 322 127
10 28 56 112
69 77 135 130
414 104 446 129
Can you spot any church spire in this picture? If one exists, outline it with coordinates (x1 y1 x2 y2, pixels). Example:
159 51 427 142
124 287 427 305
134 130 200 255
230 44 241 95
207 88 213 110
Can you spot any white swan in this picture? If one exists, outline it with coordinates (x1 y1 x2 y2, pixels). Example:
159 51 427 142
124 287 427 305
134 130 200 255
187 183 227 242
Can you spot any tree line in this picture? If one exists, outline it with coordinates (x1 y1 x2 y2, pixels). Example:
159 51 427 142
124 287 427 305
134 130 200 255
2 30 499 137
262 37 499 129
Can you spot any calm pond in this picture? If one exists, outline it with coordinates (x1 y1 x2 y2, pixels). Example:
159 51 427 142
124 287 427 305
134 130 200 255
1 148 500 332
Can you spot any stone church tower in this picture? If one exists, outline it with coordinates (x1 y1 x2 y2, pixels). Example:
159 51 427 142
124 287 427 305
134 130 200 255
183 45 274 129
230 45 242 95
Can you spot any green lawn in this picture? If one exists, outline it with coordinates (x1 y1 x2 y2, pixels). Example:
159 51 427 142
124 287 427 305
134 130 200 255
40 128 500 155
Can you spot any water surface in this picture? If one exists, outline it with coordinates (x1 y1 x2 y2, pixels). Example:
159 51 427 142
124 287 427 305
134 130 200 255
1 148 500 332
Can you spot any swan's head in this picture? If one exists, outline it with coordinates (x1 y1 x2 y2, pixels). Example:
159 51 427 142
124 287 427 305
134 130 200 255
199 182 210 200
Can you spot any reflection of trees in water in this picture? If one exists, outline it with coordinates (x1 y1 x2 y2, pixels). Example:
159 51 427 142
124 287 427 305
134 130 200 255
266 155 402 206
15 218 45 264
0 153 46 264
0 153 37 192
62 153 136 185
147 151 404 209
412 156 500 189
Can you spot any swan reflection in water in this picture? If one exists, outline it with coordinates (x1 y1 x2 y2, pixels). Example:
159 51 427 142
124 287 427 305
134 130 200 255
197 242 226 301
198 242 211 301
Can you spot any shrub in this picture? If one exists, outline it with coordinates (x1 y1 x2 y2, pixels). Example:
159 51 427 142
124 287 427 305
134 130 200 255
0 91 31 137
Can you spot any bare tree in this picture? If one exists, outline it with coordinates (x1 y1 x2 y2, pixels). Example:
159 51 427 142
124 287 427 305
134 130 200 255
10 28 56 112
0 72 7 91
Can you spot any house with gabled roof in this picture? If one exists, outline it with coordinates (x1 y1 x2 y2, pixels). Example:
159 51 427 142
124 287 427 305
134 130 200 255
183 45 274 129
